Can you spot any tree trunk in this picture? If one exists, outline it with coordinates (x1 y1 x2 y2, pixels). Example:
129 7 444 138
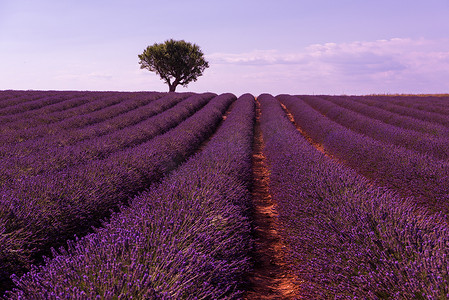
168 79 179 92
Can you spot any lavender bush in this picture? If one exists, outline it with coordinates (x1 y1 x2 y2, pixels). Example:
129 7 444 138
278 94 449 217
0 91 55 109
321 95 449 137
380 95 449 115
0 91 166 144
301 95 449 160
0 93 208 181
259 93 449 298
0 92 234 292
0 92 95 125
5 94 255 299
355 95 449 125
0 93 189 168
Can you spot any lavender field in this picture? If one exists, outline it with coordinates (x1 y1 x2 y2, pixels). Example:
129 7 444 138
1 90 449 299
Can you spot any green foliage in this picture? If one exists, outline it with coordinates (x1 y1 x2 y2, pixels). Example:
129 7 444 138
138 39 209 92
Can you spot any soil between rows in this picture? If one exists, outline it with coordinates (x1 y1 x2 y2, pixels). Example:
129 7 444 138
243 99 300 299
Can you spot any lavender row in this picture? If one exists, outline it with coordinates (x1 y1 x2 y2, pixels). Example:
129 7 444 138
0 93 188 168
0 91 76 115
0 93 235 292
0 92 113 134
49 92 182 133
0 91 22 104
369 95 449 115
321 95 449 137
0 92 164 143
278 95 449 216
352 95 449 128
259 93 449 299
0 93 211 183
0 91 60 110
0 93 185 157
0 92 98 124
4 94 254 299
301 95 449 160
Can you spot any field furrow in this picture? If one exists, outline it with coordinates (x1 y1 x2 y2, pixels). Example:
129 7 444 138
300 95 449 160
323 95 449 137
1 90 448 298
0 91 61 110
0 92 165 142
352 95 449 127
4 94 255 299
278 94 449 217
243 97 300 299
259 93 449 299
0 93 212 182
0 93 188 158
365 95 449 115
0 92 96 122
0 93 235 292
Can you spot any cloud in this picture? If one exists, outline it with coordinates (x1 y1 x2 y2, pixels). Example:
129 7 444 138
207 50 307 65
205 38 449 94
87 72 113 80
208 38 449 73
304 38 449 77
55 72 113 80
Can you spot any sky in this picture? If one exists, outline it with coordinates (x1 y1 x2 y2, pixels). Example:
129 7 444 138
1 0 449 96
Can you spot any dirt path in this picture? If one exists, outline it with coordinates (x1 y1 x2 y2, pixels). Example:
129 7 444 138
280 102 328 155
279 102 447 219
243 99 300 299
279 102 351 168
196 101 234 152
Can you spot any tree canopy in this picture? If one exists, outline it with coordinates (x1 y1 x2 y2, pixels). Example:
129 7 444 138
138 39 209 92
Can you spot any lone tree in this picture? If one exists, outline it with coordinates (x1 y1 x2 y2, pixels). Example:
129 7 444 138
138 39 209 92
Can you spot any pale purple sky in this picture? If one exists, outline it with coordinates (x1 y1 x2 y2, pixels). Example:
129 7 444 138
1 0 449 95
